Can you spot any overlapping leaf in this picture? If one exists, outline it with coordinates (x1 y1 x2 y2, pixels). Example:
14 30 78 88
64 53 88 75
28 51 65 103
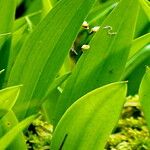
0 0 16 86
8 0 96 120
0 86 20 118
42 72 70 123
0 114 36 150
124 44 150 95
134 6 150 38
129 33 150 59
139 0 150 20
86 1 118 25
51 82 127 149
54 0 140 125
0 0 15 46
0 111 27 150
139 67 150 130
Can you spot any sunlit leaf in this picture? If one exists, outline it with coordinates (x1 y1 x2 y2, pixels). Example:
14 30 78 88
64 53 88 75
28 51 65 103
0 86 21 118
54 0 140 125
0 114 36 150
8 0 96 120
123 44 150 95
51 82 127 150
139 0 150 20
86 1 118 25
129 33 150 58
0 111 27 150
42 72 71 123
139 67 150 130
0 0 16 86
42 0 53 16
0 0 15 46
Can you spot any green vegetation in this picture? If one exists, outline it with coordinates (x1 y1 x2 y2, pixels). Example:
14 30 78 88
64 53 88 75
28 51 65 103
0 0 149 149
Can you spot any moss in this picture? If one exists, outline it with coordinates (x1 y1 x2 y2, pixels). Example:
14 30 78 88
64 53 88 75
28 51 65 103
26 96 150 149
105 96 150 150
25 115 53 150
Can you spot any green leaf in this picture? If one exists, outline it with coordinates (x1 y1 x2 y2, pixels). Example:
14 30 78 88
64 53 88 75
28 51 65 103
42 0 53 16
139 0 150 20
134 6 150 38
0 110 8 120
0 110 27 150
0 0 16 86
44 72 71 100
123 44 150 95
13 11 41 31
128 33 150 58
139 67 150 130
49 0 58 7
86 1 118 25
0 86 21 111
42 72 71 123
5 23 33 85
51 82 127 150
0 114 36 150
8 0 96 120
24 0 42 16
16 0 22 6
54 0 140 125
124 44 150 79
0 0 16 46
23 0 43 25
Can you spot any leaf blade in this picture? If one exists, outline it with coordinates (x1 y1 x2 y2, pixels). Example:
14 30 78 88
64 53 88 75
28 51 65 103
0 110 27 150
54 0 140 125
51 82 127 150
0 115 36 150
0 86 21 118
8 0 96 120
139 67 150 130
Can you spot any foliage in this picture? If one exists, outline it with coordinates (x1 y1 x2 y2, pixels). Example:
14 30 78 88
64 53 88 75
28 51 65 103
106 96 150 150
26 96 150 150
0 0 149 149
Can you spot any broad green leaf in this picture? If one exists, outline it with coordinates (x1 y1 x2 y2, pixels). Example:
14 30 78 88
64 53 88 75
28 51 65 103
134 5 150 38
139 0 150 20
86 1 118 25
51 82 127 150
13 11 41 31
49 0 58 7
0 110 27 150
0 0 15 46
0 86 21 118
0 114 36 150
0 110 8 120
5 20 33 83
24 0 42 15
123 44 150 95
0 0 16 86
146 0 150 6
23 0 43 25
44 72 71 100
8 0 96 120
42 0 53 16
12 24 31 59
54 0 140 125
139 67 150 130
42 72 71 123
59 55 73 76
124 44 150 79
129 33 150 58
16 0 22 6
